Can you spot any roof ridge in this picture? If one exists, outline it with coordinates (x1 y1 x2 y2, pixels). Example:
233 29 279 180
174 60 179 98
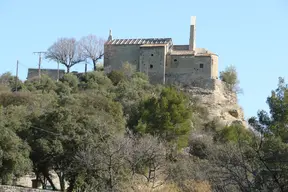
106 38 172 45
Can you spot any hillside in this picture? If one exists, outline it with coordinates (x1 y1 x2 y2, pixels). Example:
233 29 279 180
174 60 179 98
0 69 287 192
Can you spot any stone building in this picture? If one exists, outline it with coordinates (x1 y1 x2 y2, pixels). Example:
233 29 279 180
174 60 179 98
27 68 65 81
104 16 218 85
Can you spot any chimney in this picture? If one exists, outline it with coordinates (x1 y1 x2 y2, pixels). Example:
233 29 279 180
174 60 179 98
189 16 196 51
108 29 113 41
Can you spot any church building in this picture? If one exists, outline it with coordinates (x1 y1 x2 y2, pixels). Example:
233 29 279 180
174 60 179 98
104 16 218 84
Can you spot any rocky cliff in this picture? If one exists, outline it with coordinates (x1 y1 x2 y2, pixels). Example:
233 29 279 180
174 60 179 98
178 78 247 128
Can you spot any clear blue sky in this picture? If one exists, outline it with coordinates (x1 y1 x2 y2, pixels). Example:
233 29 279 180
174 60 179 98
0 0 288 119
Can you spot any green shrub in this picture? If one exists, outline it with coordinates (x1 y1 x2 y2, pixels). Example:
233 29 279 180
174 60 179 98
107 70 126 86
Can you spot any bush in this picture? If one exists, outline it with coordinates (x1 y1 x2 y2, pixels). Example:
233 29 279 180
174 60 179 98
79 71 113 90
215 124 253 143
189 135 213 159
60 73 79 93
219 65 242 93
107 70 126 86
131 86 192 149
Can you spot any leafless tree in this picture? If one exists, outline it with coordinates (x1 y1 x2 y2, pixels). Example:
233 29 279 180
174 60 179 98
123 135 167 189
79 35 105 71
70 134 129 192
45 38 84 73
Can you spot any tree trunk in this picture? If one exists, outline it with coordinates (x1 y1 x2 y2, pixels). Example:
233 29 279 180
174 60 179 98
66 66 70 73
66 177 76 192
57 172 65 191
93 59 97 71
42 171 57 191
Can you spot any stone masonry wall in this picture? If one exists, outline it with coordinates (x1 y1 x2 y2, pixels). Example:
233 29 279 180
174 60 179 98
165 74 218 90
104 44 140 73
140 46 166 84
166 55 212 80
0 185 54 192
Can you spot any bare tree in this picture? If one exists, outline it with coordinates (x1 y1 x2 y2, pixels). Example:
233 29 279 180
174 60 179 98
124 135 167 189
79 35 105 71
45 38 84 73
70 134 130 192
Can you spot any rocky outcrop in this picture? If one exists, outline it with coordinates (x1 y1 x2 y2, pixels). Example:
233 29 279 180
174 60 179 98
179 78 247 127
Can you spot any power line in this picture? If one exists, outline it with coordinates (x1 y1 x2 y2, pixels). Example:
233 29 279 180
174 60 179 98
18 61 30 69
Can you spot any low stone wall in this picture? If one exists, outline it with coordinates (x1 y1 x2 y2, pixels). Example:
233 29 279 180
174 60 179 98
165 73 219 91
0 185 53 192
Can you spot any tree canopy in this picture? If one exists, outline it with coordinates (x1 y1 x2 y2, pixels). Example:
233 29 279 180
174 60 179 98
0 68 287 192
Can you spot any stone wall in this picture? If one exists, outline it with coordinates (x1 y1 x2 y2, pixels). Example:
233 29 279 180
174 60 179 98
165 55 213 80
104 44 140 72
140 45 166 84
0 185 54 192
103 43 219 85
165 74 219 90
27 69 65 81
211 55 218 79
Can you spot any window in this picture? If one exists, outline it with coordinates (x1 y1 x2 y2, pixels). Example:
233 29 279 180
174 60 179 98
174 59 177 62
151 54 154 56
200 63 204 68
150 64 153 69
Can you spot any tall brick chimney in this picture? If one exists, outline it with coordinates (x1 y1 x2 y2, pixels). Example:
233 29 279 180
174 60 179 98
189 16 196 51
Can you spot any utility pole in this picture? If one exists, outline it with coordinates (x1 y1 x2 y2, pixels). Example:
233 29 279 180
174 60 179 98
15 60 19 92
33 51 46 81
57 61 60 82
85 59 88 74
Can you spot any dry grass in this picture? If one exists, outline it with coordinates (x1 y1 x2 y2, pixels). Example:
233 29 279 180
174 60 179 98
126 179 211 192
180 180 212 192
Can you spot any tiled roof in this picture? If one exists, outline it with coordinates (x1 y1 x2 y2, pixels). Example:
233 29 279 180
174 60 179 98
105 38 172 45
140 44 167 47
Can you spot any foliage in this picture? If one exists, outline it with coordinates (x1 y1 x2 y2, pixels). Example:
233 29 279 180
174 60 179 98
215 124 253 143
107 70 126 86
130 86 192 149
220 65 242 93
1 69 288 192
78 71 113 91
60 73 79 93
0 72 25 92
0 92 35 107
0 108 31 185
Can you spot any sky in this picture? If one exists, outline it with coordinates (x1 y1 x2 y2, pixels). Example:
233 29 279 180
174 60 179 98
0 0 288 119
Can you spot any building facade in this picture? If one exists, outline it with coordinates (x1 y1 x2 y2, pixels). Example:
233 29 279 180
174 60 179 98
27 68 65 81
104 16 218 84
